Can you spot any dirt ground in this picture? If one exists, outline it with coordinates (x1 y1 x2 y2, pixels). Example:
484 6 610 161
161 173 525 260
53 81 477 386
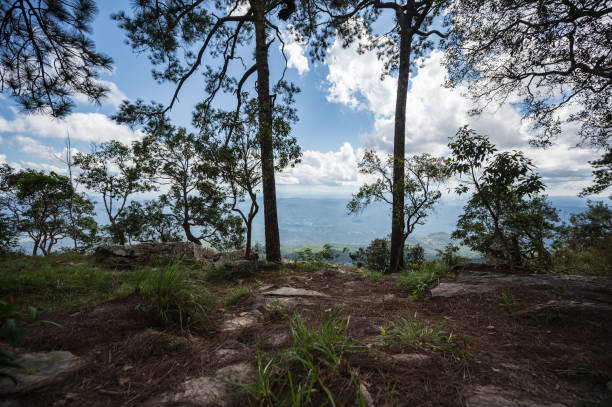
8 263 612 406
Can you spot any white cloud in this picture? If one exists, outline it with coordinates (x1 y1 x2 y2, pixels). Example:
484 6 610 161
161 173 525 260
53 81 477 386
278 142 377 189
73 79 128 108
281 26 309 75
323 38 602 196
0 109 142 143
19 161 66 174
15 135 59 159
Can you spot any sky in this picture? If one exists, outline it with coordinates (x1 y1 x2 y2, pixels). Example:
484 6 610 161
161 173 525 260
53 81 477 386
0 1 603 200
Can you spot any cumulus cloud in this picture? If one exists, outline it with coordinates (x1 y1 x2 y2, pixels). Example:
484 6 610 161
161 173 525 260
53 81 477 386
0 109 142 143
280 26 310 75
323 38 601 195
278 142 364 187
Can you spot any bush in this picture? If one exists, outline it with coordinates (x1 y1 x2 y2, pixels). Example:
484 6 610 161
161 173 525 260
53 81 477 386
350 238 390 272
404 244 425 269
137 263 211 330
435 243 464 269
398 260 447 298
382 313 456 353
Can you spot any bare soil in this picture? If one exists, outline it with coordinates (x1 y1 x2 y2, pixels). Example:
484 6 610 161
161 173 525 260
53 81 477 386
9 264 612 406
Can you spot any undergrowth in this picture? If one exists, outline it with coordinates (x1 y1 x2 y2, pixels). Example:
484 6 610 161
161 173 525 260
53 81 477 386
241 310 368 406
382 313 457 354
398 260 447 298
136 263 211 330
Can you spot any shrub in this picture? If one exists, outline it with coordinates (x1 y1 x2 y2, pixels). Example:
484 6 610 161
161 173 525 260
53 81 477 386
398 260 446 297
350 238 390 272
137 263 211 330
435 243 464 269
404 244 425 269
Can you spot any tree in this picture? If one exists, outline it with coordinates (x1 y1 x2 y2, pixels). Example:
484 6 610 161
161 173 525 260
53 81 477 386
0 165 97 255
113 0 300 261
0 213 18 254
443 0 611 150
561 200 612 251
0 0 113 117
348 151 449 271
74 140 154 245
349 238 390 272
448 127 557 267
580 149 612 198
206 97 301 258
138 200 183 243
119 117 245 249
295 0 448 272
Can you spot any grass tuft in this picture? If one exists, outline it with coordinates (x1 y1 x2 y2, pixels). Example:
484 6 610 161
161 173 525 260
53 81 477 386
383 313 456 353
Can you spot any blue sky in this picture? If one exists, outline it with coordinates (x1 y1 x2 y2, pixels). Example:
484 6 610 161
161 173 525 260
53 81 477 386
0 1 603 200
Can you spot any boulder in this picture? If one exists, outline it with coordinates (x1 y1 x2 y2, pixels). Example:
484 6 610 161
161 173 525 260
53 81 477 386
94 242 257 268
262 287 329 297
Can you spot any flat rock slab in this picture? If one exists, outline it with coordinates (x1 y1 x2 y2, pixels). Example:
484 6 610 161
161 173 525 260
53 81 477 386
465 385 565 407
432 271 612 299
0 350 86 394
431 282 496 298
221 310 262 332
152 362 254 406
390 353 431 366
262 287 328 297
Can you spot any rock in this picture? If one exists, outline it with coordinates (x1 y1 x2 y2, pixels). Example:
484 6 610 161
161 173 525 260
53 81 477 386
390 353 431 365
465 385 565 407
262 332 290 348
221 310 263 332
262 287 329 297
359 382 375 407
152 362 255 406
94 242 257 268
0 350 86 394
431 282 496 298
607 380 612 392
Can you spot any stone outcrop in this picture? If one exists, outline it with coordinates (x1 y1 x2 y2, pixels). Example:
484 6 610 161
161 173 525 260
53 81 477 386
94 242 257 268
0 350 87 394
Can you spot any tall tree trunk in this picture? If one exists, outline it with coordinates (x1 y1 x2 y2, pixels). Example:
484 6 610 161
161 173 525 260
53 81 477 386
252 0 282 262
389 20 412 273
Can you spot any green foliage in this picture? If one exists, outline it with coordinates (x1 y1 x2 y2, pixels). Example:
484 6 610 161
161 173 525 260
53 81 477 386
0 213 18 254
137 263 211 330
552 201 612 274
295 244 339 263
74 140 154 245
581 150 612 198
348 153 449 247
500 289 513 307
204 262 255 282
0 253 141 312
383 313 455 353
435 243 464 269
241 310 360 405
449 128 557 268
0 0 113 117
443 0 610 148
350 238 390 272
226 286 251 306
404 244 425 269
398 260 447 297
0 165 98 255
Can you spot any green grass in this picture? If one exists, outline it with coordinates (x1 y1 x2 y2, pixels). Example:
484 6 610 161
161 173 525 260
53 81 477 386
0 253 141 313
226 285 250 306
203 261 255 281
382 313 456 353
398 260 447 298
241 310 366 406
551 248 612 276
361 269 383 281
136 263 212 330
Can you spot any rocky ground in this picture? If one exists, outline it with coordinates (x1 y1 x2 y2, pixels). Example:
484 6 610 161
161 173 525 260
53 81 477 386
2 263 612 406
